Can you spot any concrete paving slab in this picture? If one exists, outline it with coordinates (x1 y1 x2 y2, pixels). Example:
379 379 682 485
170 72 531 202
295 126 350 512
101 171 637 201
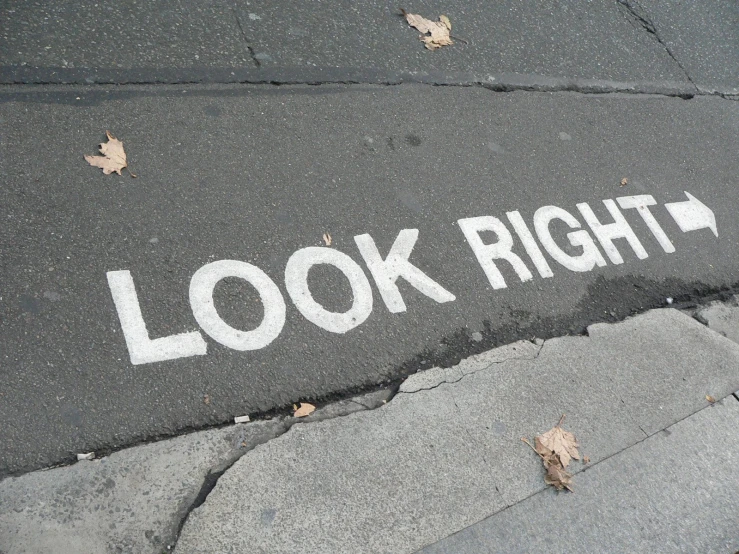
410 309 739 505
0 422 280 554
586 309 739 434
439 339 647 507
696 295 739 345
421 396 739 554
0 386 392 554
174 309 739 553
176 386 508 554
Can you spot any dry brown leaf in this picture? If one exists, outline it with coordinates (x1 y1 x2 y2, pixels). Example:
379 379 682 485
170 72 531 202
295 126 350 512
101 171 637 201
583 455 591 464
537 415 580 468
402 10 453 50
85 131 135 176
545 463 574 492
706 395 716 403
533 437 560 469
323 233 332 246
203 394 211 405
294 402 316 418
522 415 581 493
620 177 628 186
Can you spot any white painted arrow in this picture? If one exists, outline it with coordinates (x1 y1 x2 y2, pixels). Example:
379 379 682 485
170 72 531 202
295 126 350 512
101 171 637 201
665 191 718 237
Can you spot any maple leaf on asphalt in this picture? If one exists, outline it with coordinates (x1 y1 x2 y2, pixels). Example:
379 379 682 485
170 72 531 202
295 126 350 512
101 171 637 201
402 10 453 50
85 131 135 176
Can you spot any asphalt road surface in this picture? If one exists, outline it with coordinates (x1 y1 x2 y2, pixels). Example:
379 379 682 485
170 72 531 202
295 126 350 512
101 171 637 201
3 0 737 93
1 85 737 475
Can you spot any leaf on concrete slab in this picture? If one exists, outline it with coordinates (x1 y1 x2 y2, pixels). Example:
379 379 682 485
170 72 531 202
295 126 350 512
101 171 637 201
85 131 135 177
294 402 316 418
533 437 558 468
402 10 454 50
706 395 716 403
537 414 580 468
545 463 574 492
522 415 581 493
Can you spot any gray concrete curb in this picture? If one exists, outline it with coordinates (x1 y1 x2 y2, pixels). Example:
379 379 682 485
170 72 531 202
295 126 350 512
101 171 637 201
2 306 738 553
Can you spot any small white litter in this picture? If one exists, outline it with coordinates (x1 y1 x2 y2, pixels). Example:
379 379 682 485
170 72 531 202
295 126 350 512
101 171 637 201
234 415 250 424
666 297 674 305
77 452 95 461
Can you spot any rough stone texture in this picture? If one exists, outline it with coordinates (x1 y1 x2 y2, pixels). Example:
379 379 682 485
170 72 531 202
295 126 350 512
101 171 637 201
1 309 737 553
421 396 739 554
696 295 739 345
0 421 284 554
174 309 739 553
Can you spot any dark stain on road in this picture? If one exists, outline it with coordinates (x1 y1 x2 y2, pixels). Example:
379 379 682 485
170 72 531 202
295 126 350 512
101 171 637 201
406 134 422 146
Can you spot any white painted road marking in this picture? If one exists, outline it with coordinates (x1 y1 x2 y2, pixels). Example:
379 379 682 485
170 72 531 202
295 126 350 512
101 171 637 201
665 191 718 237
108 192 718 365
106 271 208 365
190 260 286 352
458 216 534 289
616 195 676 253
505 211 554 279
284 246 373 333
354 229 455 313
576 199 648 264
532 205 607 272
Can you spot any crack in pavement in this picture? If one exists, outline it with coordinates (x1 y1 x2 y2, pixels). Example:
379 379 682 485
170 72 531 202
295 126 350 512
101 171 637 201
6 68 735 100
398 341 545 394
171 342 551 550
5 298 738 552
231 5 261 68
169 389 395 549
171 431 285 547
616 0 698 91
